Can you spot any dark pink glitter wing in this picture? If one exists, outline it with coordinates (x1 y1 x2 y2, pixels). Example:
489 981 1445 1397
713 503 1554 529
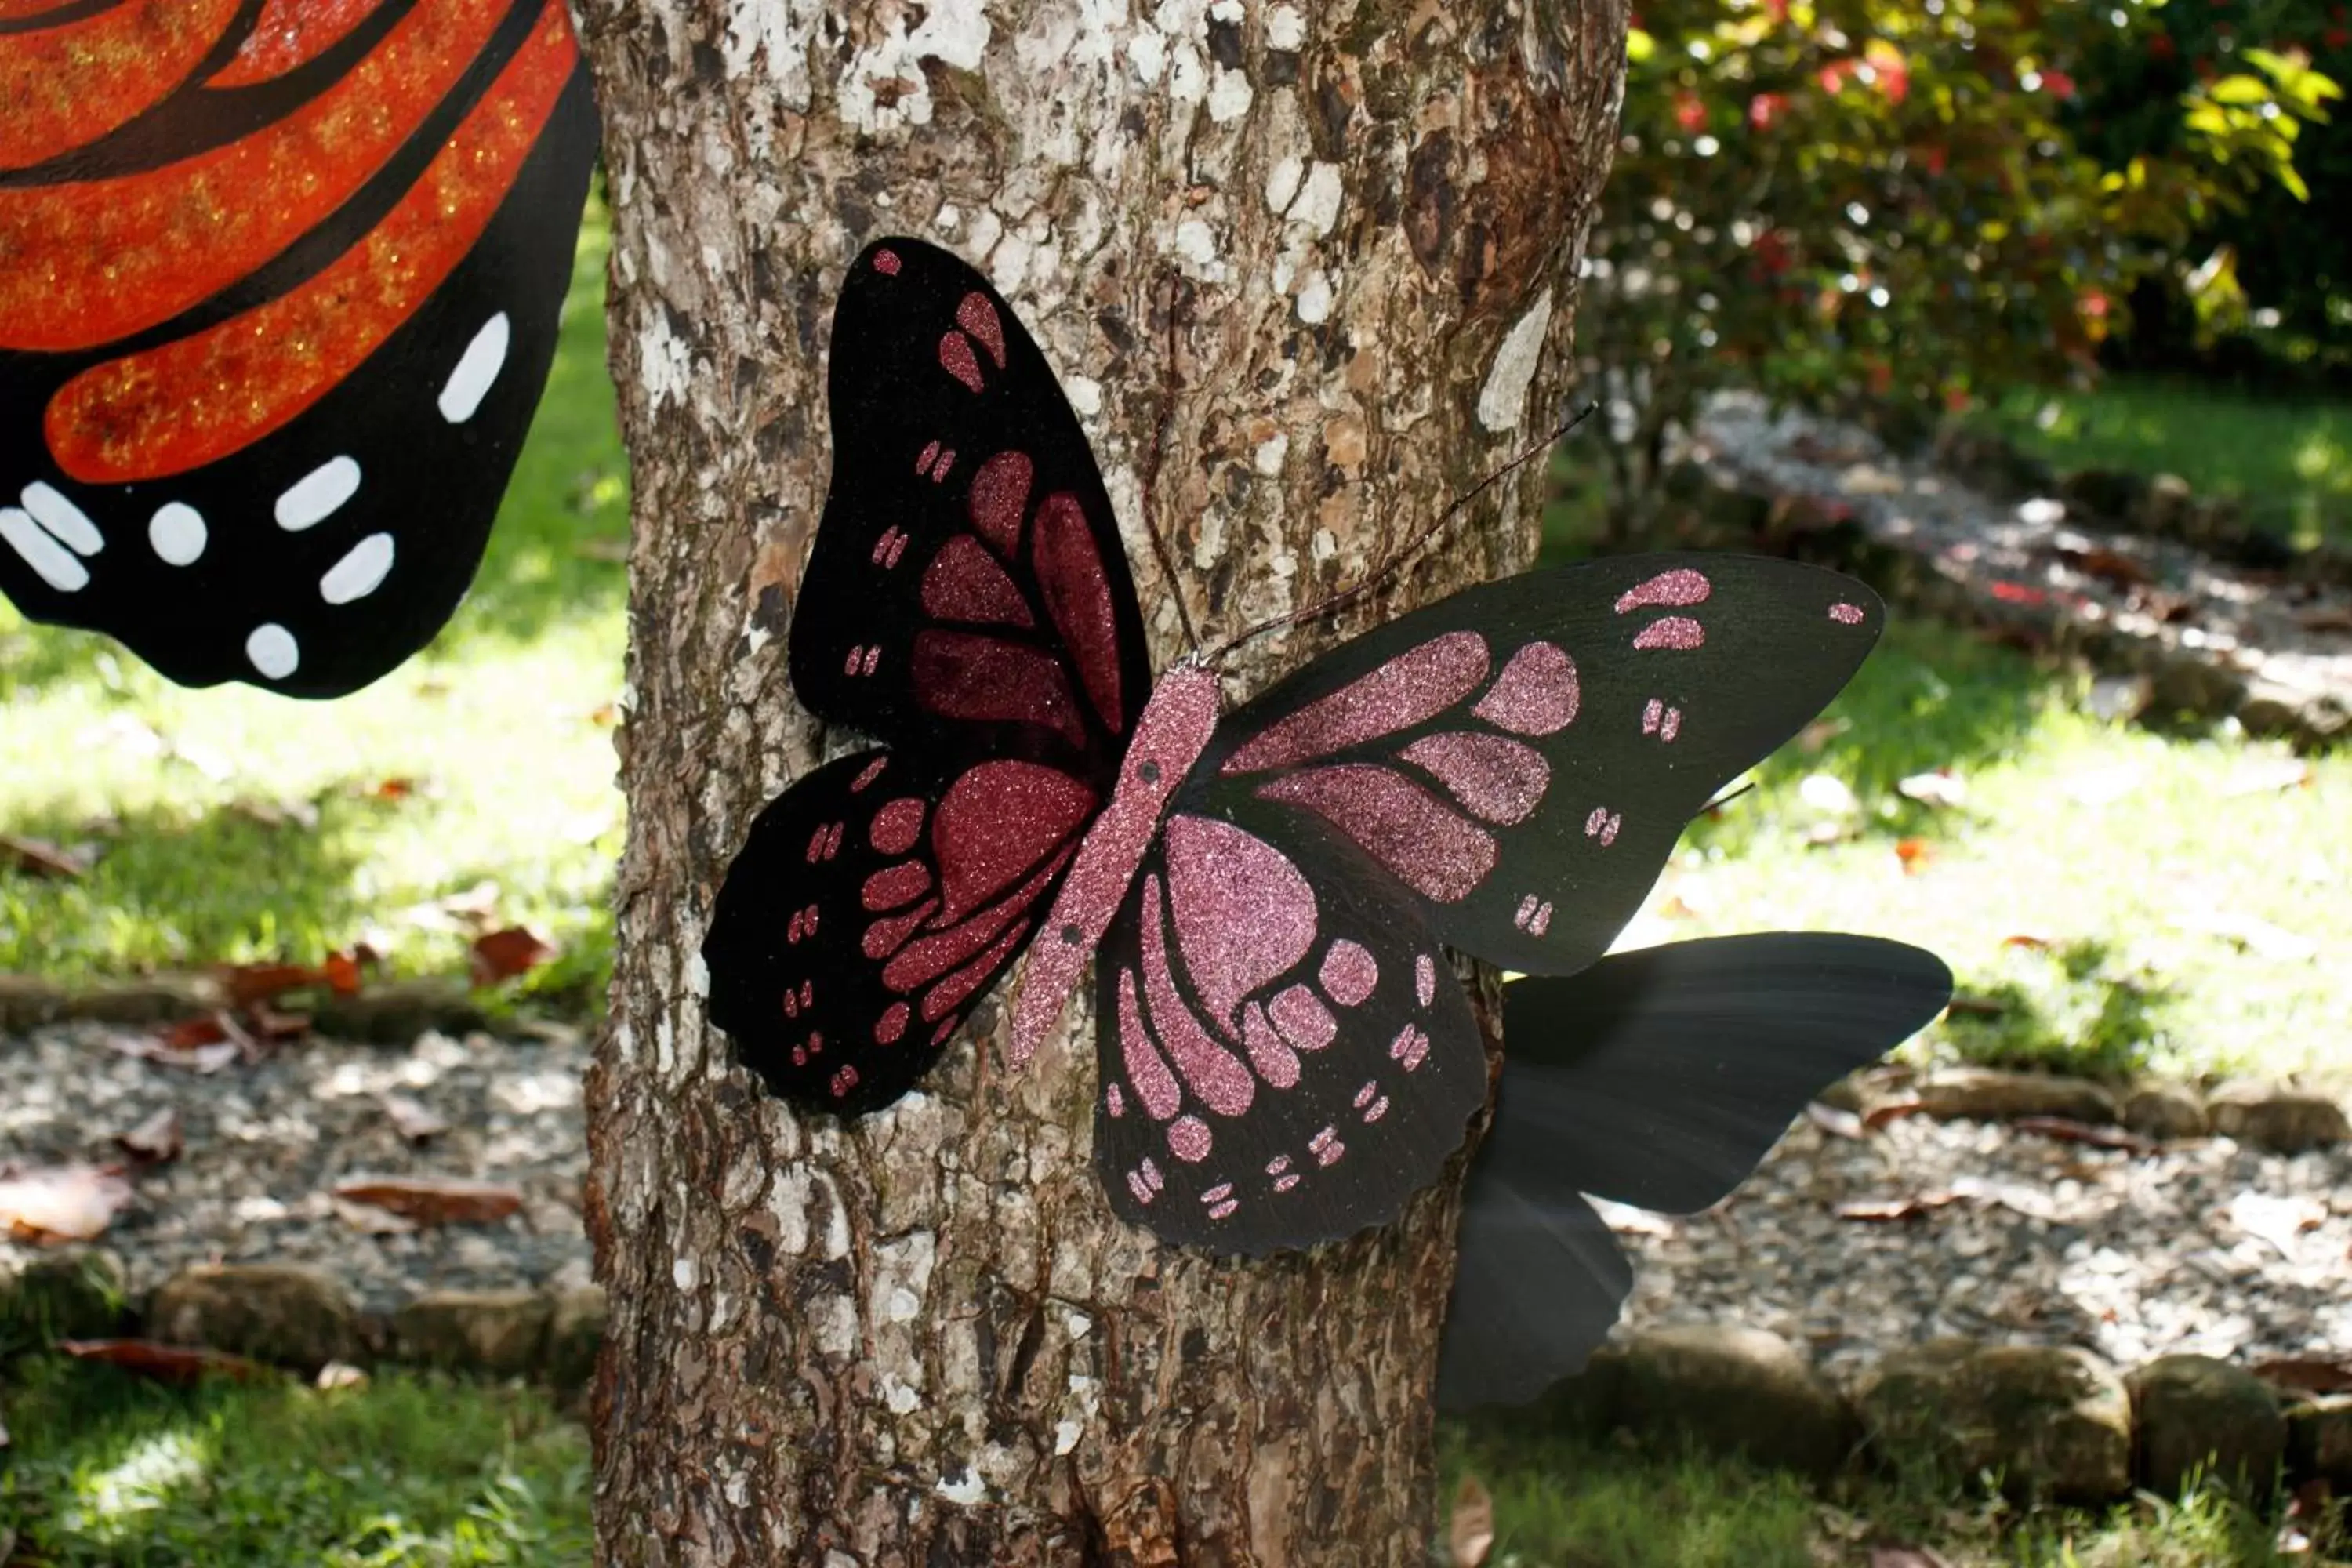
703 747 1099 1113
1180 554 1886 978
786 238 1149 781
1087 814 1486 1254
706 238 1152 1117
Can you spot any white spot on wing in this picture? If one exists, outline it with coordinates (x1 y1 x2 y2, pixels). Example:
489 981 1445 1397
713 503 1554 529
245 623 299 679
438 313 510 423
20 482 101 555
319 532 395 604
274 456 361 531
1 506 89 590
1477 289 1554 432
149 503 206 564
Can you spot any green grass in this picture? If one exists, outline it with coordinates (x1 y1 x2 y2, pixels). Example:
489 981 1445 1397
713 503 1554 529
1978 375 2352 551
0 1356 589 1566
1441 1418 2328 1566
0 195 628 1003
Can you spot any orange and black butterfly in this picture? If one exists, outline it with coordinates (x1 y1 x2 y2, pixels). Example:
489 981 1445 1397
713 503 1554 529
0 0 598 697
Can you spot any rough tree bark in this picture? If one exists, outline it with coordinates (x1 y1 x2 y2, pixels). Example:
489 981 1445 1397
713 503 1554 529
572 1 1624 1561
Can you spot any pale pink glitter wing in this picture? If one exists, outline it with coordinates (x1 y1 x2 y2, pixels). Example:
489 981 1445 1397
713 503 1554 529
1181 554 1886 978
1087 813 1486 1254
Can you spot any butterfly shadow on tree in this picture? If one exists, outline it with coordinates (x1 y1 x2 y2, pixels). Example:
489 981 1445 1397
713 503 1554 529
700 234 1950 1276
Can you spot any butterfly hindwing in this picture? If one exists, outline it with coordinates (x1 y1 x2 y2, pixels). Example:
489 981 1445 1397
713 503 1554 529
1434 934 1954 1408
0 1 598 698
702 747 1105 1114
1179 555 1885 978
1089 812 1487 1254
787 238 1150 782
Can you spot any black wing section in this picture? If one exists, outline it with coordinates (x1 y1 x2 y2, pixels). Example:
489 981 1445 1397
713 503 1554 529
1436 933 1952 1409
1178 554 1884 978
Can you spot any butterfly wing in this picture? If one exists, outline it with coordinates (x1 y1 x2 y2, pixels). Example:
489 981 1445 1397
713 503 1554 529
0 1 598 698
704 238 1150 1113
1087 818 1486 1254
1434 933 1953 1409
1181 554 1885 977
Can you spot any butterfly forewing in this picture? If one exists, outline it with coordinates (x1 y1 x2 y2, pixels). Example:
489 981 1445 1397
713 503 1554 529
707 238 1149 1113
0 0 597 698
1178 555 1886 977
1435 934 1952 1408
1089 814 1486 1254
787 238 1150 782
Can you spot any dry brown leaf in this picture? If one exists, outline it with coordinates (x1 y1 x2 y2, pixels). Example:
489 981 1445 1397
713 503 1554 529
109 1027 240 1075
470 926 554 985
1835 1190 1962 1222
1861 1096 1927 1131
220 962 324 1009
1893 837 1934 874
57 1338 276 1386
2011 1116 2155 1153
0 1162 135 1243
331 1196 418 1236
382 1094 450 1144
332 1176 523 1225
0 833 92 879
116 1107 183 1165
1448 1475 1495 1568
2001 932 2059 953
322 949 365 996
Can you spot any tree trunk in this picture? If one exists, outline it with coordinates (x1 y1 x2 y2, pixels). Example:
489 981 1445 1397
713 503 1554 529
572 2 1624 1561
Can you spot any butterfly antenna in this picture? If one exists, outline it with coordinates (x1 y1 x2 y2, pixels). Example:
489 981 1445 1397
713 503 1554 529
1693 779 1758 820
1201 400 1599 666
1137 271 1202 655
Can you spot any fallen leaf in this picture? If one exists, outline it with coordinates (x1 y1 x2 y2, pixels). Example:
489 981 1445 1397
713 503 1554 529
365 777 416 801
0 1163 135 1242
331 1196 419 1235
322 949 365 996
2228 1192 2325 1258
1806 1102 1866 1140
2001 932 2059 953
2252 1359 2352 1396
382 1094 450 1144
332 1176 524 1225
1798 717 1850 753
1861 1096 1927 1131
1896 770 1968 809
2010 1116 2155 1153
1835 1191 1962 1222
220 962 327 1009
1448 1475 1495 1568
470 926 554 986
316 1361 370 1391
2178 909 2318 963
1799 773 1858 815
110 1025 240 1075
1804 820 1858 848
1950 1174 2056 1221
115 1107 183 1165
56 1338 276 1386
1893 837 1933 874
2220 757 2312 797
0 833 92 878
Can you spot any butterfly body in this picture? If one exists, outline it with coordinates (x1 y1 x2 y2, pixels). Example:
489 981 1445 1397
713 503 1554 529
704 236 1893 1254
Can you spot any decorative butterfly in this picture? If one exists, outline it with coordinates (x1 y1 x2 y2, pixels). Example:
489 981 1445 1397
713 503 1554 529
1437 933 1953 1408
0 0 599 699
702 236 1897 1256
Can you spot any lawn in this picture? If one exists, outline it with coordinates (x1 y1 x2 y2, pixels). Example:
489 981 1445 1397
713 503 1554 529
2 205 2347 1089
0 1352 2321 1566
1977 374 2352 552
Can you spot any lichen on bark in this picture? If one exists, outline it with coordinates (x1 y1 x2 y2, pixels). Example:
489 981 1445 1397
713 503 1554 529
573 0 1625 1560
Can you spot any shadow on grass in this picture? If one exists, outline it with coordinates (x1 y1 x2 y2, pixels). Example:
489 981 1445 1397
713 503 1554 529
0 793 381 978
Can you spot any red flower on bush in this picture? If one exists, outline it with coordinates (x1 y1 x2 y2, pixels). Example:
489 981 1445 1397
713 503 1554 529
1675 90 1707 132
2039 68 2076 100
1748 92 1788 129
1819 61 1849 93
2149 33 2176 60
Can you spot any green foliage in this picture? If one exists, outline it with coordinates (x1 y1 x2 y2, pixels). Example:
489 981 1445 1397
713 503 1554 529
0 1357 590 1566
1588 0 2337 516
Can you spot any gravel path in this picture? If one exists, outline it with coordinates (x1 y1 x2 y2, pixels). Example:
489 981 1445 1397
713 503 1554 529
5 1022 2345 1376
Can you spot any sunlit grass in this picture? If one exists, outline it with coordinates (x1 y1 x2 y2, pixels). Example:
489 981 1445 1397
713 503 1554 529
0 1356 590 1566
1979 375 2352 550
0 196 627 1002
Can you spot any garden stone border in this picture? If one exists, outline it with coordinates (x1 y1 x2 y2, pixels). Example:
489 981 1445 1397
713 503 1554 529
0 971 494 1042
1651 391 2352 750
